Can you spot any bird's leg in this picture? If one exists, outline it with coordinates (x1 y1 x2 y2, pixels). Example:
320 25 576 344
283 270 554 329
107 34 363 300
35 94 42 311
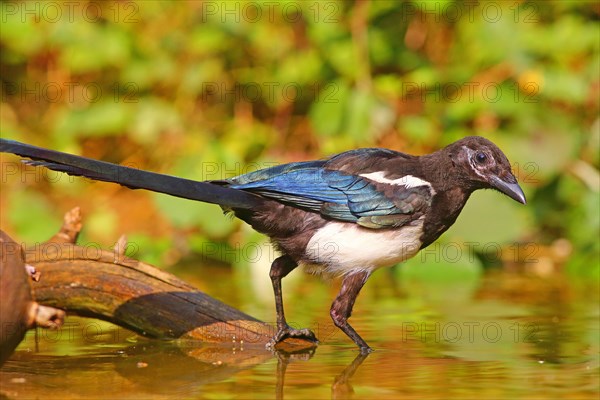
267 255 318 348
330 271 373 354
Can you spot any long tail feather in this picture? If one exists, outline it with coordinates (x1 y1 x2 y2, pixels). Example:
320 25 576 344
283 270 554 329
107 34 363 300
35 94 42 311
0 139 262 210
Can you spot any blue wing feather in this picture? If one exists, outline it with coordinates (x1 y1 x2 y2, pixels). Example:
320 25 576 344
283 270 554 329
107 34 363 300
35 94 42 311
231 168 348 204
227 154 431 228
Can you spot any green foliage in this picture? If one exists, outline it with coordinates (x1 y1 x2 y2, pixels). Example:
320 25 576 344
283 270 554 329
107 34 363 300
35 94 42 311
1 1 598 276
6 190 61 243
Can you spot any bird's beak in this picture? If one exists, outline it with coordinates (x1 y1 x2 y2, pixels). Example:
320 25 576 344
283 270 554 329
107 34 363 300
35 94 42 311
489 174 527 204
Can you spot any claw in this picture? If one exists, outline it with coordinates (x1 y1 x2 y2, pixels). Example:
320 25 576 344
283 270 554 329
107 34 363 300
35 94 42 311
266 325 319 349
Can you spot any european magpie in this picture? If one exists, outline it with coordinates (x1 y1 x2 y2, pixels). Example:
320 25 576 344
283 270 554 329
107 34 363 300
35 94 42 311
0 136 526 353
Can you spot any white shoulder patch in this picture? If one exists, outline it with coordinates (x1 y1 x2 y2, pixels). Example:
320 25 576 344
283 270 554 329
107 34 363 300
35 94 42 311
360 171 435 192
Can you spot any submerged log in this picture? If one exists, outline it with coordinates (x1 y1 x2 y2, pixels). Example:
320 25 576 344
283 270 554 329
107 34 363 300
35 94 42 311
18 208 315 352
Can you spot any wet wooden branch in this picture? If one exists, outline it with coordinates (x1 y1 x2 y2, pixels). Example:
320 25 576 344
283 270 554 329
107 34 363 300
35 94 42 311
21 208 314 352
0 231 65 365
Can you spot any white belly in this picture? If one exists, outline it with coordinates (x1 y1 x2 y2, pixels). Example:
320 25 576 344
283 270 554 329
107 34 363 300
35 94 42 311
303 217 424 277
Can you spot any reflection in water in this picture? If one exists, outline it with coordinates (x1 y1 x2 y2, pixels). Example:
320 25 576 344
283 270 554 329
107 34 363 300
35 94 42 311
1 340 274 398
1 270 598 399
331 352 369 399
271 347 368 399
115 342 274 393
274 348 316 400
274 349 369 400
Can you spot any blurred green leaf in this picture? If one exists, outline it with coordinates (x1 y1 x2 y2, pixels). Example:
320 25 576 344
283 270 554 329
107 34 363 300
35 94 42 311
450 189 532 244
130 99 182 144
7 190 60 243
309 79 349 136
53 101 133 139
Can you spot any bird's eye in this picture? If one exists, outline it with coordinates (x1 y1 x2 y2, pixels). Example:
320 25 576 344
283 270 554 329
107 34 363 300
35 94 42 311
475 152 487 164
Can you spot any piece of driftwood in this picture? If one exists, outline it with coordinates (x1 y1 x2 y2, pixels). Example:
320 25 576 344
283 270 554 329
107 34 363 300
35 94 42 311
19 208 315 352
0 231 65 365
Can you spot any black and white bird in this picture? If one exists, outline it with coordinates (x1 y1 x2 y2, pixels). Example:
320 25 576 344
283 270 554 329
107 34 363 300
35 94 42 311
0 136 526 353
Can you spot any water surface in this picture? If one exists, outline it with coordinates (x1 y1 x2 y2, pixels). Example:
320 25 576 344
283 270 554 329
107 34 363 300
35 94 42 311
1 267 598 399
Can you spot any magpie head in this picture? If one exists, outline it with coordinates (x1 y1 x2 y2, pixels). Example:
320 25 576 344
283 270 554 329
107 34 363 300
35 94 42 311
449 136 526 204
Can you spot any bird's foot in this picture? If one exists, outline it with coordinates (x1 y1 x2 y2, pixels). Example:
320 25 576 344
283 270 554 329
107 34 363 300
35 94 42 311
266 325 319 349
